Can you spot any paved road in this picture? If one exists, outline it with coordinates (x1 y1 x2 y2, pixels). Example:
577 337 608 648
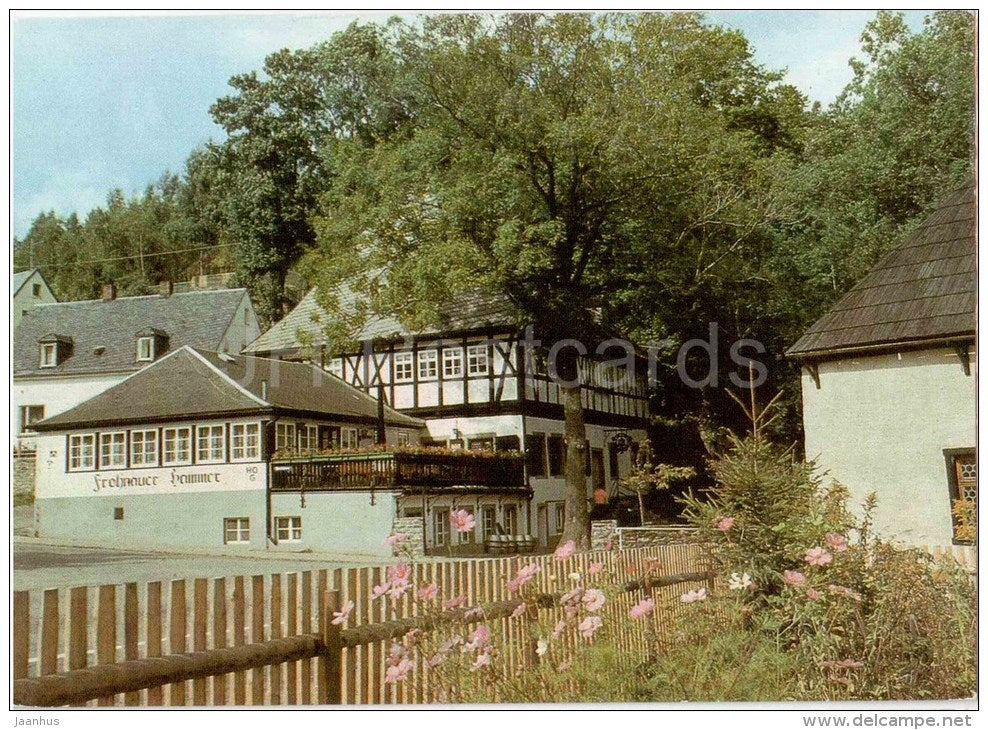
13 542 382 591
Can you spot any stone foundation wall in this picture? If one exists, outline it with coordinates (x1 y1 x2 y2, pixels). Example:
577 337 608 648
591 520 699 550
391 516 425 557
13 452 36 499
590 519 618 550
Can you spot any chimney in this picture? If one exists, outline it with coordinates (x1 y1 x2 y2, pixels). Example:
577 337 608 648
158 280 173 297
101 283 117 301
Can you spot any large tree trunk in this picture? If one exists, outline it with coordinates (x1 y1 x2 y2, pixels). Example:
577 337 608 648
558 351 590 550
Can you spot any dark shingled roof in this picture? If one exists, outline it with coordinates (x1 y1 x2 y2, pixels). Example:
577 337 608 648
245 283 516 355
14 289 251 376
35 346 424 430
788 184 976 359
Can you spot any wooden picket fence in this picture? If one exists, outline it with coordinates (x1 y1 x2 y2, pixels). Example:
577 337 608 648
13 544 711 707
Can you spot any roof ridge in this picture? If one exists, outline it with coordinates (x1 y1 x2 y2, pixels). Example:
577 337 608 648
187 347 271 407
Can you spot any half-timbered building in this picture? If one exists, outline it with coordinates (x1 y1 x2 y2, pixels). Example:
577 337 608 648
31 346 529 556
246 288 651 549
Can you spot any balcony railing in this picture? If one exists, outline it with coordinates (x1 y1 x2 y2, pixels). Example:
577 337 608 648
270 451 526 492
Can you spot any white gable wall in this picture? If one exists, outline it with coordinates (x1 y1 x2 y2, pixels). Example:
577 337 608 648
12 373 130 449
800 346 976 546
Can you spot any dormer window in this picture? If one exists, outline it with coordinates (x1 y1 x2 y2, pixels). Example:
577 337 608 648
40 343 57 368
38 334 72 368
135 328 169 363
137 336 155 362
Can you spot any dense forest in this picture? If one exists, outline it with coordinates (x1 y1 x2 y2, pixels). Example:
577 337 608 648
13 11 975 454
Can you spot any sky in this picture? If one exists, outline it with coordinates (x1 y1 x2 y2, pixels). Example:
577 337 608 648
10 10 931 239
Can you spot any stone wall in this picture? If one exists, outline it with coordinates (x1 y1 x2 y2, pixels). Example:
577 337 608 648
391 516 425 557
13 451 35 499
591 520 699 550
591 520 617 550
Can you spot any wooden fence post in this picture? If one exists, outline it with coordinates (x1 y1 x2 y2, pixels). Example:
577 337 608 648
322 589 343 705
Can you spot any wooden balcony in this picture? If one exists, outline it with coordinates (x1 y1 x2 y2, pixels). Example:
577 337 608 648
270 451 527 493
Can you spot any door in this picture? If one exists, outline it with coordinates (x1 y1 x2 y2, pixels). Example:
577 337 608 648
591 449 605 491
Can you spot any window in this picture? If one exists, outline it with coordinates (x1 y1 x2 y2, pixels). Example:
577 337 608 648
403 507 423 518
275 516 302 543
18 405 44 434
328 359 343 378
548 435 566 477
137 336 155 362
527 434 546 478
197 424 226 463
296 424 318 454
554 503 565 534
496 435 521 453
482 505 497 540
68 434 95 471
946 449 977 544
396 430 411 446
503 505 518 535
418 350 438 380
224 518 250 545
163 427 192 466
40 343 57 368
442 347 463 378
468 437 494 451
243 307 249 326
341 427 359 450
32 283 41 297
467 344 489 376
99 432 126 468
275 422 296 452
433 509 450 547
457 507 476 544
394 352 414 382
231 423 261 461
114 507 124 520
130 430 158 466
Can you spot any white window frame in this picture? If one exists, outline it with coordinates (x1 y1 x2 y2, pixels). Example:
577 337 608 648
467 344 489 377
224 517 250 545
396 430 411 446
99 431 127 468
231 423 261 462
417 350 438 380
394 352 414 383
275 516 302 543
136 336 155 362
457 507 476 545
554 502 565 535
341 426 359 450
275 422 296 453
68 433 96 471
482 505 497 540
328 358 344 378
163 427 192 466
433 509 449 548
130 429 159 467
40 342 57 368
19 405 44 434
442 347 463 378
196 424 226 464
298 424 318 454
504 504 519 535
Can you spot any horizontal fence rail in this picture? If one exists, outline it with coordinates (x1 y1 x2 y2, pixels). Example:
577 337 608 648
13 544 712 707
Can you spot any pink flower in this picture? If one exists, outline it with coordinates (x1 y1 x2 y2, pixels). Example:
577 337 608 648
804 546 833 567
443 594 467 610
507 563 540 593
589 562 604 576
465 624 491 651
470 652 492 672
629 598 654 619
330 599 354 626
717 516 735 532
388 580 411 601
578 615 603 639
385 658 414 683
388 642 407 665
680 588 707 604
417 583 438 601
783 570 806 587
825 532 849 553
603 537 614 551
384 532 406 547
554 539 577 559
806 588 824 600
427 652 446 668
387 563 412 583
561 587 583 606
552 620 566 639
581 588 606 612
371 582 391 600
464 607 484 620
449 509 476 533
510 602 527 619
